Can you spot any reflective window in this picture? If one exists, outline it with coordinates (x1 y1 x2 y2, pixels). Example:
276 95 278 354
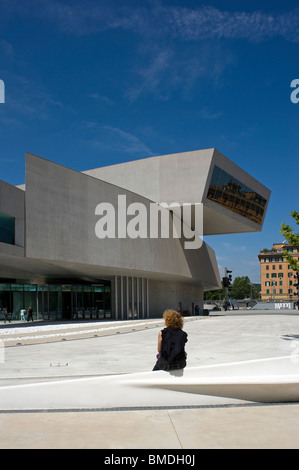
0 282 111 321
207 166 267 224
0 213 15 244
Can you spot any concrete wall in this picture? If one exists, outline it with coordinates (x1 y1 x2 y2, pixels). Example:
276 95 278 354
25 153 220 291
83 148 271 236
0 179 25 255
110 276 204 319
83 148 214 205
149 279 203 316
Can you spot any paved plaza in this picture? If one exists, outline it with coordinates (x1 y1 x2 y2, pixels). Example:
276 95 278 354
1 311 299 449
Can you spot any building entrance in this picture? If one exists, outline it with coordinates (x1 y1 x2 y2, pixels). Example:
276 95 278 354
62 291 72 320
0 282 111 321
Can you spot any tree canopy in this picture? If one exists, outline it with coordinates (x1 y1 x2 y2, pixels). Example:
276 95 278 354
280 211 299 272
205 276 260 300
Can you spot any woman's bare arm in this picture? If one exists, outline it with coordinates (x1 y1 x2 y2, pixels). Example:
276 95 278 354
157 330 162 353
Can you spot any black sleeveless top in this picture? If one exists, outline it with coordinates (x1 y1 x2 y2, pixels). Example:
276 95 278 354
153 327 188 371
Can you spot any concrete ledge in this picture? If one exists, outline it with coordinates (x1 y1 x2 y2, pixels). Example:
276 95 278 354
0 356 298 411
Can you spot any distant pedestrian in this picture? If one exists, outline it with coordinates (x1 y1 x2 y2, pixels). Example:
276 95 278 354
3 307 11 323
20 309 26 321
153 309 188 371
27 306 33 322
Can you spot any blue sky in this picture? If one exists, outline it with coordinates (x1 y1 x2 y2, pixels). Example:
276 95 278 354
0 0 298 284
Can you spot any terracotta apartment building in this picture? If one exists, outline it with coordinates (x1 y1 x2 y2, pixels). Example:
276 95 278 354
258 243 299 301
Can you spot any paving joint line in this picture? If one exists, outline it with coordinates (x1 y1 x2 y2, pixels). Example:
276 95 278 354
0 402 299 414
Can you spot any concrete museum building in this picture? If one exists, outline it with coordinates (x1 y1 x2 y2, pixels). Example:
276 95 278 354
0 148 270 321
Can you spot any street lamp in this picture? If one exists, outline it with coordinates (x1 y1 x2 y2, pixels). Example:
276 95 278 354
222 268 233 310
272 281 276 304
294 273 299 308
293 272 299 296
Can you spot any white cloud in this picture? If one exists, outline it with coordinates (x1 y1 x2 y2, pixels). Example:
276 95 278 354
2 2 298 106
198 108 223 120
0 40 14 58
4 2 298 42
88 93 114 105
103 126 153 156
21 2 299 42
125 48 174 101
85 123 153 157
166 6 299 42
126 40 235 101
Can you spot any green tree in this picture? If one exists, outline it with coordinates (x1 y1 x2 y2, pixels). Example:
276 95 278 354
252 284 261 299
204 283 226 301
280 211 299 272
231 276 251 299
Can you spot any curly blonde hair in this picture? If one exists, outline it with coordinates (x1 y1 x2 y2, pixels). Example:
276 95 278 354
163 309 184 330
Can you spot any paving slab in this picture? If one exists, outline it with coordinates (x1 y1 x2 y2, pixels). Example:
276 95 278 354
1 312 299 449
1 404 299 449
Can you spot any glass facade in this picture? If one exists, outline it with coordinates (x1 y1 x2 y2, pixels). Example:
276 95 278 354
0 282 111 321
0 212 15 245
207 166 267 225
